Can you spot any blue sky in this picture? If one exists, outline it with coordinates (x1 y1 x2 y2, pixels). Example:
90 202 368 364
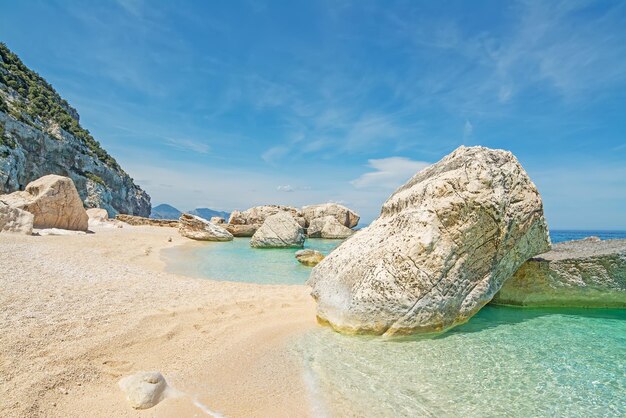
1 0 625 228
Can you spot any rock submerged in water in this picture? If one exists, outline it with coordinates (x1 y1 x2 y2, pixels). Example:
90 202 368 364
0 174 88 231
307 216 355 239
296 249 325 266
118 371 168 410
301 203 360 228
178 213 233 241
492 237 626 308
251 212 305 248
307 146 551 335
0 201 34 235
222 223 259 237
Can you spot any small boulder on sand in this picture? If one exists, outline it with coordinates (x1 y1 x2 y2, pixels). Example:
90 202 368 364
295 249 325 266
178 213 233 241
0 201 34 235
251 212 305 248
0 174 88 231
119 371 168 410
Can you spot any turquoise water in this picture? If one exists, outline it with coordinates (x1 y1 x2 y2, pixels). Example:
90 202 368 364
163 230 626 285
163 231 626 416
295 306 626 417
163 237 341 284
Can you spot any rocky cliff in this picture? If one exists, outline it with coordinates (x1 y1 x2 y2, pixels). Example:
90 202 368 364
0 43 150 216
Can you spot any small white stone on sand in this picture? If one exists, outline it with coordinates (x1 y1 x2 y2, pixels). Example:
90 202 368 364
119 371 168 410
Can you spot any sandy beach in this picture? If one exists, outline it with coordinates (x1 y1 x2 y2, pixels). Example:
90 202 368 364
0 225 318 417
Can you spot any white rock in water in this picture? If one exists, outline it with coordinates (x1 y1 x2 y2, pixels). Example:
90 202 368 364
251 212 305 248
307 146 551 335
222 223 259 237
301 203 360 228
119 371 168 410
0 201 34 234
0 174 88 231
178 213 233 241
492 237 626 307
307 216 355 239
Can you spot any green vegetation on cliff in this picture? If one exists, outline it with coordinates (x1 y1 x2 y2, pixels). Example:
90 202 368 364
0 43 120 171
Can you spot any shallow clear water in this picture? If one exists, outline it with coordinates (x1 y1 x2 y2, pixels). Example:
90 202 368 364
163 230 626 416
163 230 626 284
163 237 341 285
295 306 626 417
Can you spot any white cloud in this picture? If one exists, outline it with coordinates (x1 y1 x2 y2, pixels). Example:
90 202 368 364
261 146 289 164
277 185 295 192
351 157 431 190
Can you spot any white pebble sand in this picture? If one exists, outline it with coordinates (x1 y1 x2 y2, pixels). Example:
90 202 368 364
0 225 317 417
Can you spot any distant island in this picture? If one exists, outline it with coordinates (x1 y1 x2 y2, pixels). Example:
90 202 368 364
150 203 230 221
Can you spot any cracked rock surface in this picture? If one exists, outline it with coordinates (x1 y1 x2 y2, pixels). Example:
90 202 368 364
492 237 626 308
307 146 550 335
0 174 88 231
250 211 305 248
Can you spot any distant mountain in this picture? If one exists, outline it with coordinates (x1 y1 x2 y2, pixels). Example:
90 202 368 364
189 207 230 221
0 43 150 216
150 203 182 220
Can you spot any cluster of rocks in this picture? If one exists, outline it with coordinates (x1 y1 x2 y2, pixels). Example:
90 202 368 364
172 201 361 251
307 146 625 336
115 214 179 228
0 174 132 235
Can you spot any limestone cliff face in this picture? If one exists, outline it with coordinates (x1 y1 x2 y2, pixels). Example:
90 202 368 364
0 43 150 216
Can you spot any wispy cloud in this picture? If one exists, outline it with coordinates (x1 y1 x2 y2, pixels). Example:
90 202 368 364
463 120 473 141
164 137 210 154
351 157 431 190
277 185 294 192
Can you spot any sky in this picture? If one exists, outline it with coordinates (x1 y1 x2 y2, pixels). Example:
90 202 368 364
1 0 625 229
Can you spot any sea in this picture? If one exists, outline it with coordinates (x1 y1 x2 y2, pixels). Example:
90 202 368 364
163 230 626 417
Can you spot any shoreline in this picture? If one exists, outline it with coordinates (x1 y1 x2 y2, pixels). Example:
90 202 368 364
0 225 318 417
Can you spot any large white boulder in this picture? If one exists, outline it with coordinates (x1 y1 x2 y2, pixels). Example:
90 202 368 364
0 174 88 231
492 237 626 308
229 205 300 225
118 371 168 410
178 213 233 241
0 201 34 235
307 146 550 335
301 203 359 228
250 212 305 248
307 216 355 239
